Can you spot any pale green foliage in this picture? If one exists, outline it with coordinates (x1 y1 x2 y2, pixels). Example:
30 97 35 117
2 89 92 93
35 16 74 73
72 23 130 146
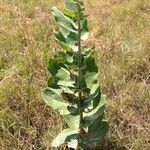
42 0 109 149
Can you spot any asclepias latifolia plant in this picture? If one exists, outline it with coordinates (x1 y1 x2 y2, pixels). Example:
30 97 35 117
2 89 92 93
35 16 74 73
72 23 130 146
42 0 109 149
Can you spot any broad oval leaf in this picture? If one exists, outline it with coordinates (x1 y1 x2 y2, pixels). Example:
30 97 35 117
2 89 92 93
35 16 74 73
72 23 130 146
56 67 75 87
51 7 77 33
42 88 69 115
81 95 106 128
65 0 78 12
87 119 109 145
52 128 79 147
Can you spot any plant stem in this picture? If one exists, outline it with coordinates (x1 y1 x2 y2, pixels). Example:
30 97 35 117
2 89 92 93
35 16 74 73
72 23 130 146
76 1 83 150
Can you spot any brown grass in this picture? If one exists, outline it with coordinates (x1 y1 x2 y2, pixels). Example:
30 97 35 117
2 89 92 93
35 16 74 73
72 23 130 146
0 0 150 149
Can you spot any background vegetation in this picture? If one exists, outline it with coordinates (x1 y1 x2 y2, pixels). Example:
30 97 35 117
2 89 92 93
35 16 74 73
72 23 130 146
0 0 149 149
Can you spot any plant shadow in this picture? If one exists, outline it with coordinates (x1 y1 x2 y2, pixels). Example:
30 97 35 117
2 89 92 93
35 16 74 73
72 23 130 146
95 138 128 150
56 138 128 150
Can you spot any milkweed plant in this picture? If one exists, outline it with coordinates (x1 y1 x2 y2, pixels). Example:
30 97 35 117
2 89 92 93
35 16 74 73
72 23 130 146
42 0 109 149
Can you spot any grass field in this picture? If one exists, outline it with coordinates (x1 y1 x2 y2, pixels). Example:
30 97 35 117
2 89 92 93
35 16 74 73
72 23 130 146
0 0 150 149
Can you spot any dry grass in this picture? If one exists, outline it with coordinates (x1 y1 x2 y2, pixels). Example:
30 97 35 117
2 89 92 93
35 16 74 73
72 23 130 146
0 0 150 149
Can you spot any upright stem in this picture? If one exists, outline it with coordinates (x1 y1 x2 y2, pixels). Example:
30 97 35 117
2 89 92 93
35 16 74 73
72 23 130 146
76 1 83 150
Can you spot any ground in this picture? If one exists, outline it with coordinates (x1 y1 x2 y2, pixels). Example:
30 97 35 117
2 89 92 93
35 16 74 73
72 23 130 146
0 0 150 149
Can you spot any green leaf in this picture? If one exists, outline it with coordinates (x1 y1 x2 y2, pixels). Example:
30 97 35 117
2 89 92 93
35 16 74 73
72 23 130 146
51 7 77 33
55 51 73 64
54 31 72 51
56 67 75 87
64 0 78 18
82 47 95 58
59 51 74 64
79 86 100 109
64 8 77 18
42 88 80 147
42 88 69 115
84 56 99 89
87 119 109 145
54 31 66 43
90 82 100 94
67 32 78 51
81 95 106 128
86 56 98 72
65 52 74 63
48 59 59 76
85 71 99 89
60 26 70 37
81 18 89 40
55 31 78 52
54 51 67 63
52 128 79 147
65 0 78 12
64 113 80 128
42 88 80 128
48 77 58 88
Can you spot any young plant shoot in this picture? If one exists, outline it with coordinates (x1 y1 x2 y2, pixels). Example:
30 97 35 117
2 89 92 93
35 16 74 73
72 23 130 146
42 0 109 149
